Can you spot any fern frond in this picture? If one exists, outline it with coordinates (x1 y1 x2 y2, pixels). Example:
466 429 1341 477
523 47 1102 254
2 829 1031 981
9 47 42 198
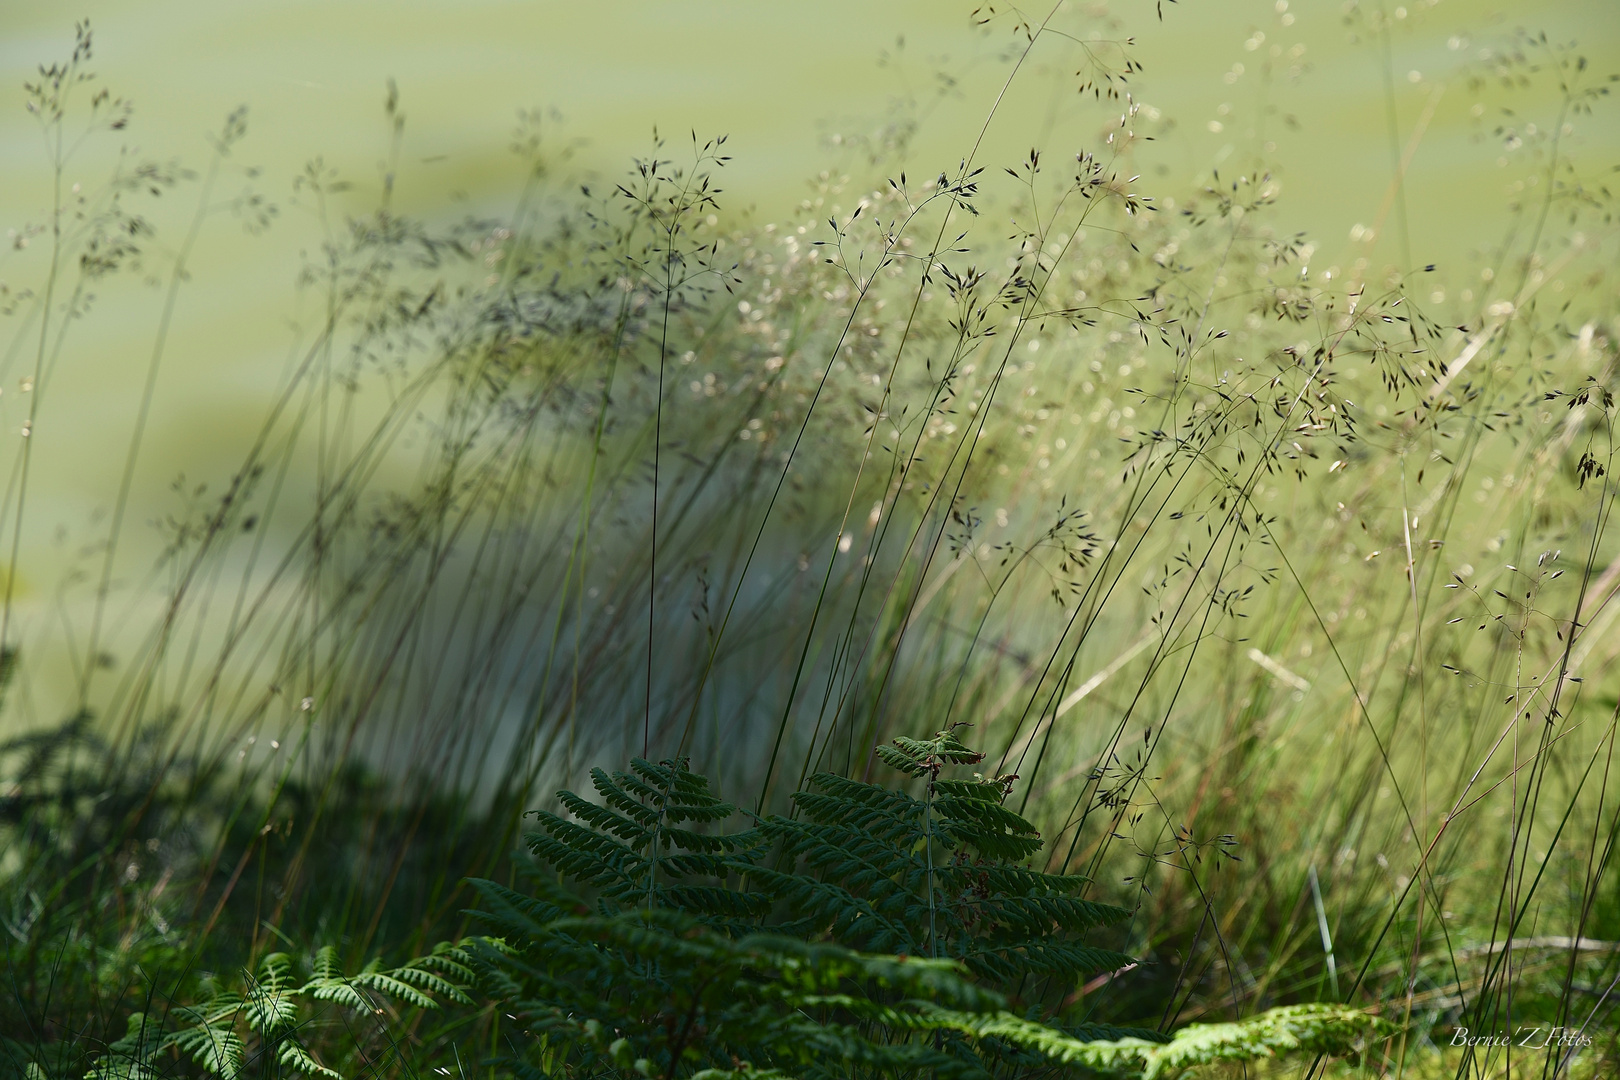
557 788 654 839
937 880 1128 935
590 766 663 820
310 945 345 983
276 1040 342 1080
659 884 772 919
243 957 299 1034
963 939 1138 982
886 729 986 773
350 971 436 1011
257 952 296 993
1064 1004 1395 1079
632 758 737 824
86 935 466 1080
876 742 932 776
781 739 1134 999
411 939 481 985
749 866 917 954
303 948 371 1010
932 778 1010 801
303 978 370 1011
795 775 923 841
388 963 474 1006
1141 1004 1394 1079
168 1020 245 1080
915 1004 1129 1063
660 850 753 877
527 814 647 886
1060 1022 1172 1043
461 936 525 999
933 795 1042 860
300 946 459 1016
172 994 245 1030
84 1013 161 1080
462 749 1168 1080
936 862 1090 896
657 825 742 853
928 729 986 765
766 824 925 902
465 876 575 942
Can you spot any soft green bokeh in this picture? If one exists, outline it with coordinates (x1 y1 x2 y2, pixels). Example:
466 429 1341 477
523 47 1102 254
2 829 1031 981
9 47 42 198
0 0 1614 719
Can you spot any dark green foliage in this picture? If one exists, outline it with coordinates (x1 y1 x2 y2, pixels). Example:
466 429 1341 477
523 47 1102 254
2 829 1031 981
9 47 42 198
524 758 771 925
0 709 501 1080
516 729 1137 988
463 732 1166 1079
63 946 474 1080
461 733 1393 1079
462 888 1109 1080
760 727 1137 988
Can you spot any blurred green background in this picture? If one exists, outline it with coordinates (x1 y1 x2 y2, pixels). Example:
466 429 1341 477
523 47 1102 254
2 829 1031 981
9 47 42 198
0 0 1615 725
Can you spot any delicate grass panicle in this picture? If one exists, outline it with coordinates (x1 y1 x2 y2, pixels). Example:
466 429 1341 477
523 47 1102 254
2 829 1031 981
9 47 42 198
1 5 1617 1080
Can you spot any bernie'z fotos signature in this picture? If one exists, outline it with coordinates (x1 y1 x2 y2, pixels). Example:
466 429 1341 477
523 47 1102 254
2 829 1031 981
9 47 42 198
1449 1027 1594 1050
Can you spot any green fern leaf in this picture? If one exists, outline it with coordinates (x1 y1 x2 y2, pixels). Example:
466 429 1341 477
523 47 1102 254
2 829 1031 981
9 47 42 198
310 945 344 983
84 1013 161 1080
557 788 652 838
351 971 436 1010
388 963 474 1006
456 751 1152 1080
876 742 932 776
169 1021 244 1080
276 1040 342 1080
1070 1004 1395 1079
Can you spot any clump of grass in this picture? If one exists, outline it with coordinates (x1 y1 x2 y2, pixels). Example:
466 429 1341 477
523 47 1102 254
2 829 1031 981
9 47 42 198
3 6 1618 1080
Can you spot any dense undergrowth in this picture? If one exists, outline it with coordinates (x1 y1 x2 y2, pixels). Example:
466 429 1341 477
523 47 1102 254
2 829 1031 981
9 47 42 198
3 4 1619 1079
